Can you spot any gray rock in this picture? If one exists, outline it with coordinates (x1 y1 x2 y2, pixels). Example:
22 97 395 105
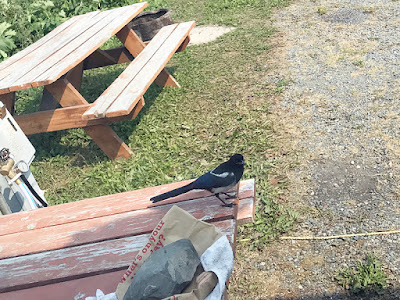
123 239 200 300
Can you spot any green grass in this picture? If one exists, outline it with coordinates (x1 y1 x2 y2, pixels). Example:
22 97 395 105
353 60 365 67
335 253 388 294
14 0 295 248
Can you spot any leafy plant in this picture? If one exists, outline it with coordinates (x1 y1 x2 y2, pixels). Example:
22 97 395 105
0 22 16 59
335 253 388 293
244 198 298 249
353 60 365 67
26 1 65 38
317 6 327 15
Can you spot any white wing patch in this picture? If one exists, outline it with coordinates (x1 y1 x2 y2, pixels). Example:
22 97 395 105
210 170 233 178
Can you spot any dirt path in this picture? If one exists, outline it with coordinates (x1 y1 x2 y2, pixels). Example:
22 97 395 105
231 0 400 299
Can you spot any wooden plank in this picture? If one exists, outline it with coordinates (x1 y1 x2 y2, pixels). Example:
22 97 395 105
83 23 178 119
0 192 236 260
116 26 180 88
4 9 114 91
0 219 235 295
16 98 145 135
0 15 80 76
43 77 133 160
0 11 102 92
16 105 90 134
237 197 255 226
39 88 59 111
116 26 147 57
0 235 147 292
0 92 15 115
45 78 87 107
84 124 134 159
105 21 195 118
1 3 147 93
31 3 148 88
154 67 181 88
0 270 126 300
0 179 254 237
83 49 119 70
84 21 195 119
104 47 134 64
65 61 84 90
39 62 83 111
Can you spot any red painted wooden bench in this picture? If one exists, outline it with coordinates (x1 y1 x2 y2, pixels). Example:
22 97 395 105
0 179 255 299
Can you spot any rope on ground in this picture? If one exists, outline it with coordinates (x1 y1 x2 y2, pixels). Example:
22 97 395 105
280 229 400 240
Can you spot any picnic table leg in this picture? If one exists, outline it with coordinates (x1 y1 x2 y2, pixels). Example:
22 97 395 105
116 25 180 88
83 49 119 70
0 92 16 115
177 36 190 52
40 62 84 111
40 89 59 111
45 78 133 160
65 61 84 91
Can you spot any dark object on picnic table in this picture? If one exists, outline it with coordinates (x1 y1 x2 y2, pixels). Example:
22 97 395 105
129 9 174 42
123 239 200 300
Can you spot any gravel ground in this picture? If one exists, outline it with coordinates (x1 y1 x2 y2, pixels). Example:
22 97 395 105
247 0 400 298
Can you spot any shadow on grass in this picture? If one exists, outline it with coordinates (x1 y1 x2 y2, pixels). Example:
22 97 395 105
26 65 177 165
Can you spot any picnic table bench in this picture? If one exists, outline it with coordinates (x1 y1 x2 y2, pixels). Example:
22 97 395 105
0 179 255 299
0 2 194 160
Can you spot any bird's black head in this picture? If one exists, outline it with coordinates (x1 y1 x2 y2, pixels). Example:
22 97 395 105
229 153 246 165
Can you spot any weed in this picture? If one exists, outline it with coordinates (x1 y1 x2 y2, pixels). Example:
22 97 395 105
0 22 16 59
317 6 327 15
335 253 388 294
362 6 375 13
276 78 291 94
353 60 365 67
244 199 298 249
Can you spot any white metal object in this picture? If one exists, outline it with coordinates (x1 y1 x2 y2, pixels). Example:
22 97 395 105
0 102 35 165
0 101 47 214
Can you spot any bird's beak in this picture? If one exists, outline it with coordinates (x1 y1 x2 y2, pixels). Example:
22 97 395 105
241 160 246 165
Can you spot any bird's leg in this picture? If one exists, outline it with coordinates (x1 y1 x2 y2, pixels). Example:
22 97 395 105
221 192 237 199
215 193 235 207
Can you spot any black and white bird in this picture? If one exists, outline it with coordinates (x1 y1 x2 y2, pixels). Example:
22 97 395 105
150 154 246 207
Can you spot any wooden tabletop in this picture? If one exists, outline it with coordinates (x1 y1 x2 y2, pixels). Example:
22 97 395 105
0 2 148 95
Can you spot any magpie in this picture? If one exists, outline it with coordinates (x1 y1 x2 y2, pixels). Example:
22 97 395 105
150 154 245 207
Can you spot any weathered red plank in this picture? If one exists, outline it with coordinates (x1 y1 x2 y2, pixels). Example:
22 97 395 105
0 269 125 300
237 197 256 226
0 179 254 237
0 195 237 259
0 219 235 294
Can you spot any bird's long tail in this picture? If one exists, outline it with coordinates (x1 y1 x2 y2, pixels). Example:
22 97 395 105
150 182 195 203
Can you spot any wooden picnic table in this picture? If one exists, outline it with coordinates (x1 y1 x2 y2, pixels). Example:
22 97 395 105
0 2 194 160
0 179 255 299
